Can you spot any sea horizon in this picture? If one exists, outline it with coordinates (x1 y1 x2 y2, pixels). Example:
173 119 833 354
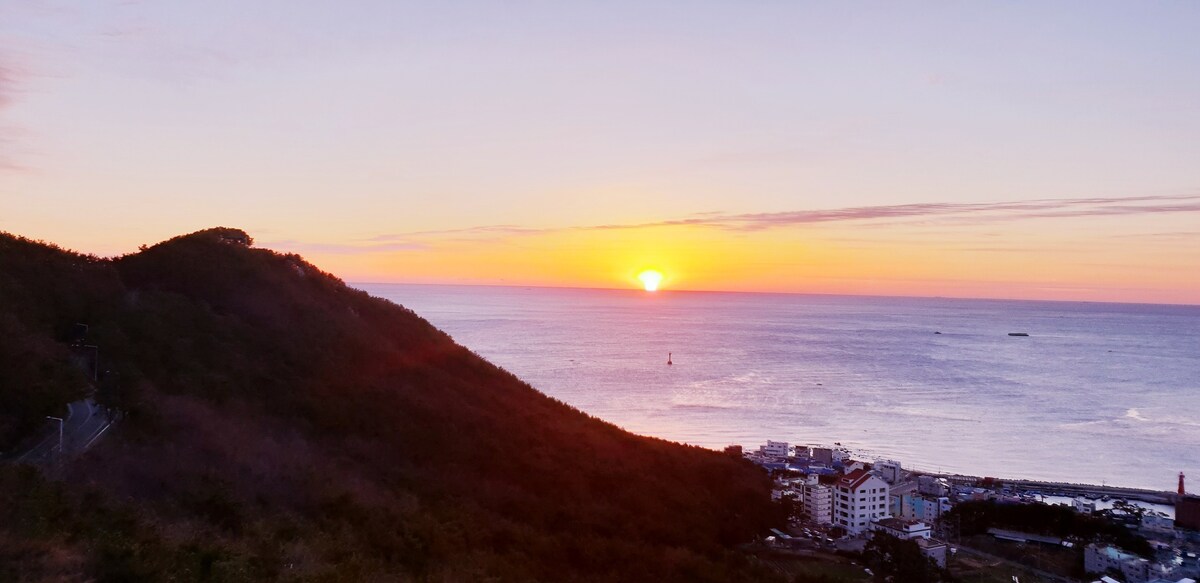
352 280 1200 310
362 282 1200 493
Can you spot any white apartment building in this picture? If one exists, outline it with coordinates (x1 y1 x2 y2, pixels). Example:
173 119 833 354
761 440 789 457
872 518 932 540
917 475 950 497
875 460 902 484
835 469 891 534
803 482 834 525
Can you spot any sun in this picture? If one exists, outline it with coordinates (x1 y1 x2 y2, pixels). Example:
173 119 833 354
637 270 664 292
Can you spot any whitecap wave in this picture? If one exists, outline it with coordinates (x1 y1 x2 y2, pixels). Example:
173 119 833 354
1124 408 1148 421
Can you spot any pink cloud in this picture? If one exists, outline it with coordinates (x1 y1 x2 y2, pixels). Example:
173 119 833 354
0 60 23 171
362 193 1200 243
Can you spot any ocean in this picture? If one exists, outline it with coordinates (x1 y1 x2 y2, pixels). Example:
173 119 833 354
361 284 1199 492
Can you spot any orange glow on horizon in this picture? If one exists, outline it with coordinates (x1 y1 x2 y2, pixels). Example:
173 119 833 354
286 217 1200 306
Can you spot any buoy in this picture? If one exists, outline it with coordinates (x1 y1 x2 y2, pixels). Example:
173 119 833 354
667 352 673 366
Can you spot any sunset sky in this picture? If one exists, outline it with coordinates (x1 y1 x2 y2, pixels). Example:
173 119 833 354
2 2 1198 303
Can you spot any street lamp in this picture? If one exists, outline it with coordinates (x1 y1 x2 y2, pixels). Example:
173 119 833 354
46 416 63 454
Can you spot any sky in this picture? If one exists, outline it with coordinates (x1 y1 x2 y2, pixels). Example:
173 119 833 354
1 1 1198 303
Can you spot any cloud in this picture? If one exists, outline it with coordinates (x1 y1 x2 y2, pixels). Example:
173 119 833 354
263 239 429 255
363 193 1200 244
0 61 22 171
1109 231 1200 241
0 63 14 109
366 225 546 243
651 194 1200 231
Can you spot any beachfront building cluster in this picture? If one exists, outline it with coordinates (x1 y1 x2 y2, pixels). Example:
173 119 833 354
744 438 1200 583
748 441 923 534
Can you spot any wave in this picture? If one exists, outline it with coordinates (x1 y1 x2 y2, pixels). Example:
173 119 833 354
669 403 741 412
1060 408 1200 439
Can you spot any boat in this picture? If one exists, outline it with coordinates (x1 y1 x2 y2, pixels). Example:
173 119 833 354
1008 332 1030 337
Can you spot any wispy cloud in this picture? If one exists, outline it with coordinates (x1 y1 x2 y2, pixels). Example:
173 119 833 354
1107 231 1200 241
0 63 14 109
263 239 429 255
362 194 1200 244
367 225 546 243
631 194 1200 231
0 60 22 171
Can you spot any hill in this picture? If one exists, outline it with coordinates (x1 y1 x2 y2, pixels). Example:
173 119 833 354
0 228 783 582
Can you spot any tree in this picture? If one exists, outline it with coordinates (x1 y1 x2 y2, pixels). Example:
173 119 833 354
862 534 947 583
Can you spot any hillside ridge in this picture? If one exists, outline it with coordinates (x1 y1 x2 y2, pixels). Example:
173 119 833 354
0 227 782 582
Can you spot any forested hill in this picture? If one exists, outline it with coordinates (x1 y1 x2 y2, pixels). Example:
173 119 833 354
0 228 782 582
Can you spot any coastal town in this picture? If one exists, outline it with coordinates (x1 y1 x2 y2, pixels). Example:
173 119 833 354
733 440 1200 583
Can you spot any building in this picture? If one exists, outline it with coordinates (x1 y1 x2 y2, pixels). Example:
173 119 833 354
1085 544 1183 583
917 475 950 497
875 460 902 484
916 538 949 568
1142 514 1175 532
811 447 833 465
842 460 866 474
989 528 1063 546
1075 497 1099 514
1178 496 1200 531
872 518 932 540
897 494 953 523
959 486 992 501
835 469 891 534
803 482 834 525
1086 545 1151 582
761 440 789 458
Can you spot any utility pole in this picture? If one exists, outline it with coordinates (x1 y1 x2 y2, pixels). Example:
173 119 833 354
46 416 64 455
83 345 99 381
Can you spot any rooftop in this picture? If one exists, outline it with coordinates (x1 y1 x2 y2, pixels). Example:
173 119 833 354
876 518 928 530
839 469 879 490
988 528 1063 545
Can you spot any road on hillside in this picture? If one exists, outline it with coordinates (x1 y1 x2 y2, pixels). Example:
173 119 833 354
11 399 112 465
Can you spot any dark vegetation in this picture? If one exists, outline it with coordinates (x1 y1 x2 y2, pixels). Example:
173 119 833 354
0 228 783 582
861 534 949 583
944 500 1152 557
